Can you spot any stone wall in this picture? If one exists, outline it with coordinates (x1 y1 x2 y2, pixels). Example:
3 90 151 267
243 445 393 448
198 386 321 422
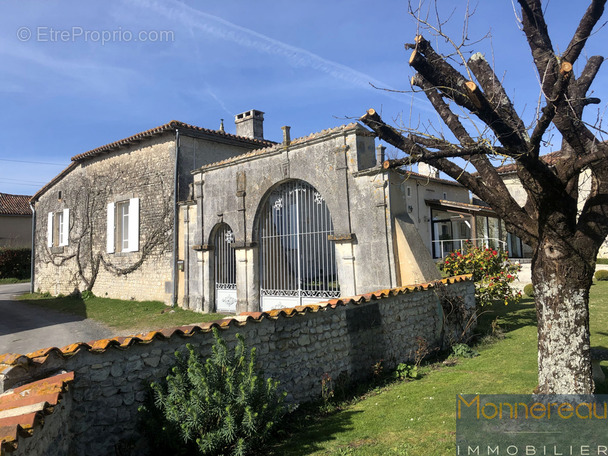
0 276 474 456
33 134 176 303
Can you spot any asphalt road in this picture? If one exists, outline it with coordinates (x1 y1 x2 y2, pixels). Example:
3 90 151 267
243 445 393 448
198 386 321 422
0 283 117 355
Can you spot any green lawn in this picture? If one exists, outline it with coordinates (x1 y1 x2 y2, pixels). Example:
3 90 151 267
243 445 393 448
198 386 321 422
18 293 226 333
269 282 608 456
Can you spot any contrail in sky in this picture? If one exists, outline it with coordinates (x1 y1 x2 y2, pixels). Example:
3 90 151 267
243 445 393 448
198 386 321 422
128 0 417 105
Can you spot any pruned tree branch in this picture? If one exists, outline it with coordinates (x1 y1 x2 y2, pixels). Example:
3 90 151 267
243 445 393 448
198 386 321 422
563 0 607 64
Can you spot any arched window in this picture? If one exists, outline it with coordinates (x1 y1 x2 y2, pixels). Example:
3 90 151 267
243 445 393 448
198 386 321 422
214 223 236 312
258 180 339 311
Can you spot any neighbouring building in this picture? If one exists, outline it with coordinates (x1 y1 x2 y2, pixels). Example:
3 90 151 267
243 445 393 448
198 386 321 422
497 150 607 259
0 192 32 248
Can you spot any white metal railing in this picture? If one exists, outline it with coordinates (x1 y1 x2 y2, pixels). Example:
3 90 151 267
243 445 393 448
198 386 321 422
432 238 507 258
259 180 340 307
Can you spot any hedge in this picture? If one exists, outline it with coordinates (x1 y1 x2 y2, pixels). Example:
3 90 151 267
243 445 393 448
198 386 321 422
0 248 31 279
595 270 608 281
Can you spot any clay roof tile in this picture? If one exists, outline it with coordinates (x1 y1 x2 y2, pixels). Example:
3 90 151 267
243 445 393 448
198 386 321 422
0 193 31 216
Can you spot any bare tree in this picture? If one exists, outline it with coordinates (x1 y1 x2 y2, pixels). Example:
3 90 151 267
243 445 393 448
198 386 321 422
360 0 608 394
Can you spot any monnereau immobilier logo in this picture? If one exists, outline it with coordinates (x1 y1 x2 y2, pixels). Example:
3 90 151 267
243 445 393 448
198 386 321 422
456 394 608 456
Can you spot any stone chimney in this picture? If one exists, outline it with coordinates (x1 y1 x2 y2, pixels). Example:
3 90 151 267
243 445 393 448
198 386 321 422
418 162 440 179
234 110 264 140
281 126 291 145
376 144 386 167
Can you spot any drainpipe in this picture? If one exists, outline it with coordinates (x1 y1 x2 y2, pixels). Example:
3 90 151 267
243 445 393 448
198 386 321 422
172 129 180 307
29 201 36 293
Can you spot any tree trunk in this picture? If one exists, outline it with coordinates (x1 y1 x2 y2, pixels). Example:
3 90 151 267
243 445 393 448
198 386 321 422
532 236 595 394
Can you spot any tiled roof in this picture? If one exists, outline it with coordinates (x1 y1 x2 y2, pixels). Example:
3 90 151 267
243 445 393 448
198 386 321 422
0 275 472 371
0 371 74 453
494 151 563 174
0 193 31 216
426 199 494 213
196 123 368 172
30 163 78 203
31 120 275 203
71 120 274 162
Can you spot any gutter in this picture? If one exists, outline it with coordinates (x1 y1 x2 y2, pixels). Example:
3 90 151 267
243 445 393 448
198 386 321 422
172 129 180 307
28 202 36 293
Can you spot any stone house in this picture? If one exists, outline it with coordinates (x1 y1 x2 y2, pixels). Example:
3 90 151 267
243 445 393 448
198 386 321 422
380 163 526 260
0 193 32 248
30 112 272 304
31 109 487 313
498 150 607 258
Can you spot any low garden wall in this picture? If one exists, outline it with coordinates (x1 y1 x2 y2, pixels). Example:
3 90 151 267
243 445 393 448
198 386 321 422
0 275 474 456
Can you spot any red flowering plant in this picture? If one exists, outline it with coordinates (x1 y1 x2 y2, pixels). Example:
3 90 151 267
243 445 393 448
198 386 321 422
442 241 521 306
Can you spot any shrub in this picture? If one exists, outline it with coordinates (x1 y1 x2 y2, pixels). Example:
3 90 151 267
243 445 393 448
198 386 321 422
81 290 95 300
523 283 535 297
442 242 521 306
451 343 479 359
0 248 31 280
393 363 418 380
139 328 286 456
595 270 608 281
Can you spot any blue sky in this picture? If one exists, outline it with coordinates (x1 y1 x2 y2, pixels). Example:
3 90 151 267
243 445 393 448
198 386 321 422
0 1 606 196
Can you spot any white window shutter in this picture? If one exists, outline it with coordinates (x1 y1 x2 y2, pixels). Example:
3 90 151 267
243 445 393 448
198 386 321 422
127 198 139 252
60 208 70 246
107 202 115 253
47 212 53 248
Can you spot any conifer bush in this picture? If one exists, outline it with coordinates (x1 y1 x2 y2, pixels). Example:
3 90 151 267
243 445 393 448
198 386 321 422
139 328 286 456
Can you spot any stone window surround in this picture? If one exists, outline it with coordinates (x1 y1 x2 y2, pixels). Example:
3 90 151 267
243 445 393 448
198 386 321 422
47 208 69 250
106 192 139 254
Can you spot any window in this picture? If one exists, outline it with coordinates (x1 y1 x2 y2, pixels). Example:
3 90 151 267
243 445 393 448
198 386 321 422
107 198 139 253
406 186 412 197
47 209 69 248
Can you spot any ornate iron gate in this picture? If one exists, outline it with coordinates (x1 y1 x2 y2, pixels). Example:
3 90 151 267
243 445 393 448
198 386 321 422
259 180 339 311
214 224 237 313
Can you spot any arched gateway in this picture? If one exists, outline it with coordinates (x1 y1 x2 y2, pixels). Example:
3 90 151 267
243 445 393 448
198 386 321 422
213 223 236 312
258 180 340 311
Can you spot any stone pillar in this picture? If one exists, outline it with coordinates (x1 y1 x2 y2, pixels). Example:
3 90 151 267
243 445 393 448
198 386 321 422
234 245 260 313
202 249 214 313
333 237 357 297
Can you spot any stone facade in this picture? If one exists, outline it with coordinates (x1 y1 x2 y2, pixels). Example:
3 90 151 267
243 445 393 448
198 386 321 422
0 276 475 456
187 123 443 314
31 120 270 304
